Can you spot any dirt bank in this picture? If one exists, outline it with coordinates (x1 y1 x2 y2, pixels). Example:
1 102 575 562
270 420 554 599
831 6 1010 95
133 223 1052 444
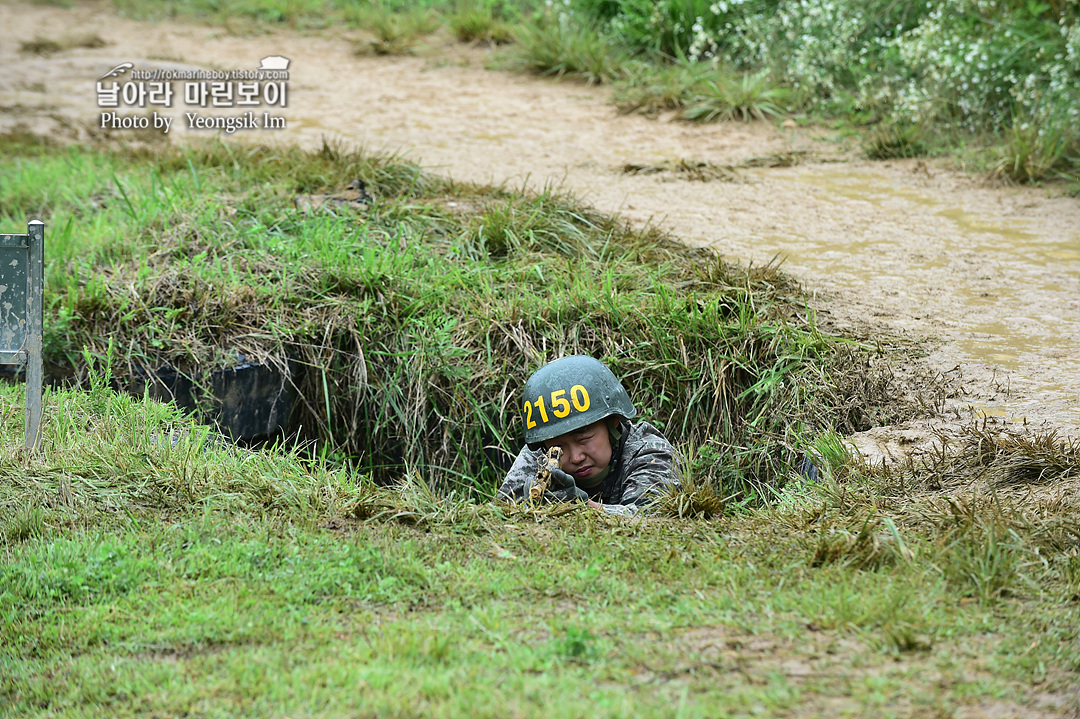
2 0 1079 462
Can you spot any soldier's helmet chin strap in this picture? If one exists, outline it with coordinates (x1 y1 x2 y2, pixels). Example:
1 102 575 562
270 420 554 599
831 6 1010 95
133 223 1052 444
608 417 624 451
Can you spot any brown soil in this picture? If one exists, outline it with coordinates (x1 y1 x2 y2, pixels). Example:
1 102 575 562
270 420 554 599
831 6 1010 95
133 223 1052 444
2 1 1079 463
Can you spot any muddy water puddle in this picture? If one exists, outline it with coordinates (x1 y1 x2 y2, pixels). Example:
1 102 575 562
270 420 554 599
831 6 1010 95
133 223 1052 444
769 168 1080 426
788 170 1080 269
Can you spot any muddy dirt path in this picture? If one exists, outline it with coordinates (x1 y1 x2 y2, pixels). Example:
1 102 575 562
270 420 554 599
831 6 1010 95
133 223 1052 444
3 1 1079 460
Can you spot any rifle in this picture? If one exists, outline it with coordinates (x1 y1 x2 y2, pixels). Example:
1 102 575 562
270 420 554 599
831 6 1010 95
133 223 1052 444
528 446 563 502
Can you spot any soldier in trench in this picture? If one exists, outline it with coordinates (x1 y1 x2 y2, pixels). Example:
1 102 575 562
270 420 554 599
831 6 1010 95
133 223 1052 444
496 356 681 517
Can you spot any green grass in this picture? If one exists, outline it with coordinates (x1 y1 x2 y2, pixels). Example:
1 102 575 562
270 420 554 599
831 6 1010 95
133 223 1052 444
109 0 533 40
111 0 444 29
991 114 1075 184
612 57 710 115
3 4 1078 711
1 381 1077 717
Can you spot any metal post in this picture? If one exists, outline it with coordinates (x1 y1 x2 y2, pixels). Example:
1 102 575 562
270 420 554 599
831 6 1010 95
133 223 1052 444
24 220 43 452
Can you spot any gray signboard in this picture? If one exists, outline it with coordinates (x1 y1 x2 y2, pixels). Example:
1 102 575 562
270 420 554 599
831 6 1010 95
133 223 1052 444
0 220 44 451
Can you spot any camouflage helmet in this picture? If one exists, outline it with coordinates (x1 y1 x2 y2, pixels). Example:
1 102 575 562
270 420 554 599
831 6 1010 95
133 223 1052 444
521 355 637 448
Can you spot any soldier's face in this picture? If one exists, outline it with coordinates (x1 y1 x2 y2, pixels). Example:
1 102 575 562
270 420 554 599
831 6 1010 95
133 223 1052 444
543 419 614 487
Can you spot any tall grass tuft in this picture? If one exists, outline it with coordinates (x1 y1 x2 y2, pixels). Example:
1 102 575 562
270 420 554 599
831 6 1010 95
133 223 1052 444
449 0 514 45
355 4 440 56
0 382 371 531
612 57 712 115
500 19 628 85
863 123 927 160
992 115 1073 184
682 70 788 123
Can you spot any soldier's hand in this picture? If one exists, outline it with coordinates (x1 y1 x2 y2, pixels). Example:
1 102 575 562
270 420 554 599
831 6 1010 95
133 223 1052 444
524 465 588 503
546 467 589 502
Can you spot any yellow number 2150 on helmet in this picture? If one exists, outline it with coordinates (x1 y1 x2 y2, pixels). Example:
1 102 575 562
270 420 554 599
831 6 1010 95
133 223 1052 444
520 355 637 450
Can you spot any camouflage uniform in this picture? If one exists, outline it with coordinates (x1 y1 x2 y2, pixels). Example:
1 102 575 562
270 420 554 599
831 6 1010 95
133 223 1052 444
496 418 680 517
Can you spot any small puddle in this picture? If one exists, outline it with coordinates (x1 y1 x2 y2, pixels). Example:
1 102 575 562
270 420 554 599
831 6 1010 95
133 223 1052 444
783 168 1080 426
793 170 1080 266
796 169 939 208
970 403 1010 419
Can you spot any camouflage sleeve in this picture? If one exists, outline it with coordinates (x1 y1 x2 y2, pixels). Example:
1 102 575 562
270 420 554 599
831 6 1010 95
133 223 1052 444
609 424 681 512
495 444 537 503
600 503 641 517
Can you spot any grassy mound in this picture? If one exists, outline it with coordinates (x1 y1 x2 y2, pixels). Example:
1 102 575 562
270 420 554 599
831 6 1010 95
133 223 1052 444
1 138 919 498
